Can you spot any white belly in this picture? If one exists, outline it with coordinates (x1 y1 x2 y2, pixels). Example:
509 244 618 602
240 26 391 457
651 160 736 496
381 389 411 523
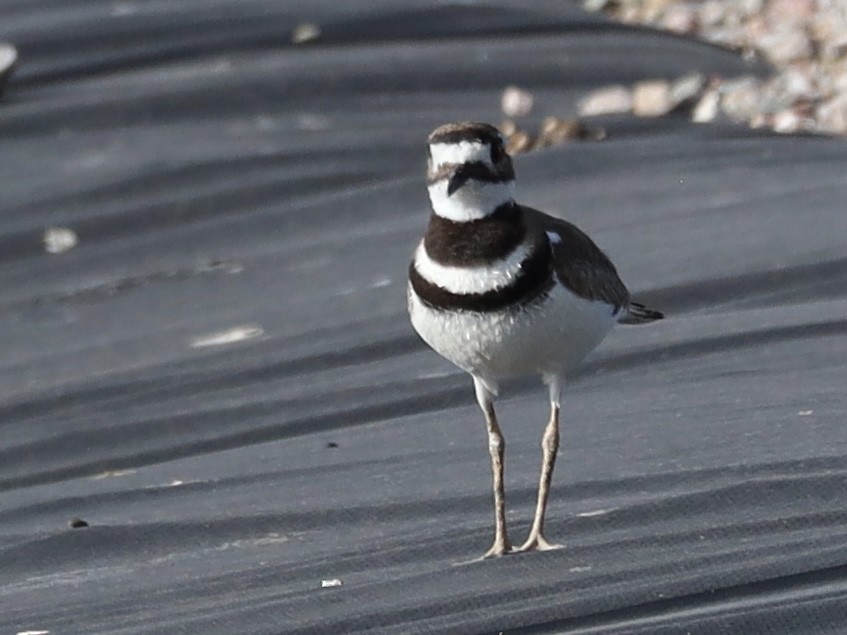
408 281 618 383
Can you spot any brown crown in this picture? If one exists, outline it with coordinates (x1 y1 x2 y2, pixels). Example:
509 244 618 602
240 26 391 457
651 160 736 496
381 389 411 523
427 122 503 146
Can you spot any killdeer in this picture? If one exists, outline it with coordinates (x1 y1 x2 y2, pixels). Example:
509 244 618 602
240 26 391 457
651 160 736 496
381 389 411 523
408 122 663 558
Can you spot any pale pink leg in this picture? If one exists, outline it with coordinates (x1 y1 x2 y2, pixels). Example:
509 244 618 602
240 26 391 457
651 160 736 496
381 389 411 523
473 377 513 558
516 376 564 553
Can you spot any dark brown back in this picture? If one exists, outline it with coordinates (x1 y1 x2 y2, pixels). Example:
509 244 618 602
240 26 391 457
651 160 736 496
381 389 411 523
521 205 630 312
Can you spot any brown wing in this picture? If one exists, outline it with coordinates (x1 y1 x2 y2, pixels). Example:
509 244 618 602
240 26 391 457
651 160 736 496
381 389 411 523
520 205 630 312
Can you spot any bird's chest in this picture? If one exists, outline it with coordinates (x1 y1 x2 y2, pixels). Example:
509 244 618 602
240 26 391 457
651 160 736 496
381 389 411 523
408 281 617 379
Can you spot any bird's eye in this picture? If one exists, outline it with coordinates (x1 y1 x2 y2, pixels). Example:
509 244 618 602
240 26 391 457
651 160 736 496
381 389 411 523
490 141 505 163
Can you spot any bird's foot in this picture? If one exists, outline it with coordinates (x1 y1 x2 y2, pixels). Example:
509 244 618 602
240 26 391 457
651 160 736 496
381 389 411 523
452 537 515 566
514 533 563 553
482 537 514 558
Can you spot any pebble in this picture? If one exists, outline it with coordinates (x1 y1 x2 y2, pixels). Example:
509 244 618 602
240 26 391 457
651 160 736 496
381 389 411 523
817 95 847 134
670 72 707 111
720 77 763 121
772 108 803 133
501 118 605 154
501 86 534 118
758 26 812 64
766 0 815 26
539 116 603 144
505 130 533 154
660 3 699 34
692 89 720 123
43 227 78 254
633 80 672 116
0 42 16 96
577 85 632 116
291 23 321 44
697 1 726 27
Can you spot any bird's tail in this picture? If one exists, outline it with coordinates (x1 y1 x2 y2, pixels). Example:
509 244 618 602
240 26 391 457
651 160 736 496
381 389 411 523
618 301 664 325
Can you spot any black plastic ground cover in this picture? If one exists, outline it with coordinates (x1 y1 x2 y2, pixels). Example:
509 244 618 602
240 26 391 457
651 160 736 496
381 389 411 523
1 1 846 633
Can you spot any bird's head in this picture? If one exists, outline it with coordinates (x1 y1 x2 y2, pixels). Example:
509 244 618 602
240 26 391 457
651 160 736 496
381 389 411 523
426 122 515 221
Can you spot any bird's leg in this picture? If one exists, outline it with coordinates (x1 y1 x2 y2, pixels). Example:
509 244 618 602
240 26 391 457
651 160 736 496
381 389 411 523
516 377 564 553
473 377 512 558
482 408 511 557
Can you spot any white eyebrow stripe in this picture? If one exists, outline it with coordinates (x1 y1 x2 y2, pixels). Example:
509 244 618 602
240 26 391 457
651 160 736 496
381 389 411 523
413 241 534 294
429 141 493 168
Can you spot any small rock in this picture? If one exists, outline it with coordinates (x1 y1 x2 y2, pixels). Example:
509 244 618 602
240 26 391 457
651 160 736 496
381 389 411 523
766 0 815 27
692 89 720 122
697 0 726 27
498 119 517 136
617 5 643 23
817 95 847 134
69 518 89 528
578 85 632 116
821 31 847 64
758 69 817 113
537 117 595 146
830 59 847 95
720 77 763 121
632 79 672 117
43 227 78 254
749 112 771 129
500 86 534 118
669 72 707 112
292 23 321 44
758 26 813 65
504 130 534 154
779 67 818 102
743 15 770 42
738 0 764 15
321 578 343 588
643 0 675 22
190 325 264 348
701 25 747 49
660 3 699 34
772 108 803 133
810 9 847 56
582 0 611 11
0 42 16 96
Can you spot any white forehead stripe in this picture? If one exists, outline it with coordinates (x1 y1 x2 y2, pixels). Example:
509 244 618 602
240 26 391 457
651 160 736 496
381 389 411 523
414 241 533 294
427 179 514 222
430 141 492 168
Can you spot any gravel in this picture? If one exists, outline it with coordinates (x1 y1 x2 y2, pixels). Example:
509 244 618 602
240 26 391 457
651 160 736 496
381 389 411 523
580 0 847 135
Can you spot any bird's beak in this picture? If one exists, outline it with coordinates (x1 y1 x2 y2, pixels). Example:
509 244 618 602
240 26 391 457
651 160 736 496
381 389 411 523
446 167 470 196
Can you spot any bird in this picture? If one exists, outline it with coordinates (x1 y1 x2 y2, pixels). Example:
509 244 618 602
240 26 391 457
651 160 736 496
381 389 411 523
407 121 663 558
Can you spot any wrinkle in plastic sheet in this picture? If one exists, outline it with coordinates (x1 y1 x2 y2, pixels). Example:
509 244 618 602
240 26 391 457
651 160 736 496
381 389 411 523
1 2 846 633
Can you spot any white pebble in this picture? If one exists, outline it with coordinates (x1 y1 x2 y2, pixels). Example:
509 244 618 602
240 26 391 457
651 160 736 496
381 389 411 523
578 85 632 116
190 325 264 348
43 227 78 254
501 86 534 118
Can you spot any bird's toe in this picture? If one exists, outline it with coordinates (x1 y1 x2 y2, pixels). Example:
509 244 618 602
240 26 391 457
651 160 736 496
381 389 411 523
515 534 563 553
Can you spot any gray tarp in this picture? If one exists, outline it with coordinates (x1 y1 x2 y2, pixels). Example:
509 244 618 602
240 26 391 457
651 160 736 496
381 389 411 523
1 1 846 633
